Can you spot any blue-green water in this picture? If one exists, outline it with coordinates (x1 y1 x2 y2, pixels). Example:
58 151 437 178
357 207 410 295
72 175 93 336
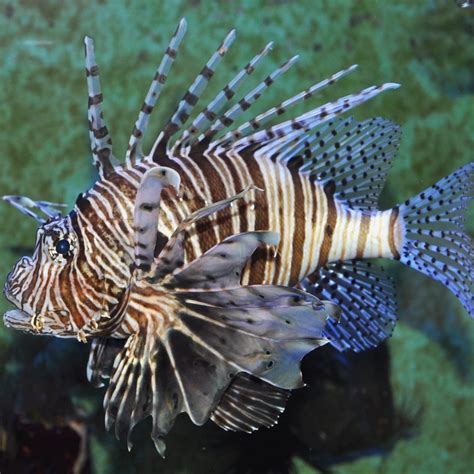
0 1 472 472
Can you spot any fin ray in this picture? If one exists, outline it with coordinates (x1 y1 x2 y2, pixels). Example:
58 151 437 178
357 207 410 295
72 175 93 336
158 29 236 149
175 42 274 149
126 19 187 164
84 36 118 176
302 259 397 352
211 373 290 433
399 163 473 316
199 56 299 145
217 64 358 148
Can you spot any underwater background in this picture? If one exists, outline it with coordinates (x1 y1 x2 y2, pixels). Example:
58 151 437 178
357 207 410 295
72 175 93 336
0 0 473 472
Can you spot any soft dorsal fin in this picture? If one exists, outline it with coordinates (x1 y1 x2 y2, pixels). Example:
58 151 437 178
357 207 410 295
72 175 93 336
298 117 400 210
250 116 401 210
301 259 397 352
211 373 290 433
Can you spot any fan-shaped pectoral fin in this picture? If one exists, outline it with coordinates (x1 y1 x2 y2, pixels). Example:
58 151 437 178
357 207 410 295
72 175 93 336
101 282 336 456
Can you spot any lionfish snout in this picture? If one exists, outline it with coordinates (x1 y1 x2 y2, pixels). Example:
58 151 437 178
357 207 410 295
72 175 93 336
3 257 46 333
2 285 32 333
3 256 32 306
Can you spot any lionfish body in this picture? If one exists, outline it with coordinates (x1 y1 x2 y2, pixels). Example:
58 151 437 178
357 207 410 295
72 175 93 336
3 19 472 454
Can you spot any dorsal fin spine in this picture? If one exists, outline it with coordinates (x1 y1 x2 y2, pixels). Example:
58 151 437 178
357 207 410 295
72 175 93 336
158 29 237 150
84 36 118 177
218 63 359 148
126 18 188 166
230 83 400 152
174 41 274 150
201 55 300 146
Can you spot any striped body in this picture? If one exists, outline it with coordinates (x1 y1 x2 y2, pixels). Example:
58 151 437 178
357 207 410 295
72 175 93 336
153 154 403 285
60 153 403 337
3 148 403 341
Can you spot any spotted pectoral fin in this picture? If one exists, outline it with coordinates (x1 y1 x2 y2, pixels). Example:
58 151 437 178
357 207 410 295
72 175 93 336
175 296 329 391
301 259 397 352
164 231 279 289
103 232 338 455
211 373 290 433
133 166 180 275
102 284 334 456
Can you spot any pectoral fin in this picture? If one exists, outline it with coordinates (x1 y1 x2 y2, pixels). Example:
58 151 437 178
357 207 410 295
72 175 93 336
150 184 258 281
99 231 337 456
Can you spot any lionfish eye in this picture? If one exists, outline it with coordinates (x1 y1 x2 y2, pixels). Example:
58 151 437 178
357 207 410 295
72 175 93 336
55 239 71 255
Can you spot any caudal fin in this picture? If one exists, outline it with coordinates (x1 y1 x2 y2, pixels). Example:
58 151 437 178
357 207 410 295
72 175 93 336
398 163 473 317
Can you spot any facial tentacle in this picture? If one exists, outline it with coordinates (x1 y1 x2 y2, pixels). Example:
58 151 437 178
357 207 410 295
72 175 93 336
2 195 67 223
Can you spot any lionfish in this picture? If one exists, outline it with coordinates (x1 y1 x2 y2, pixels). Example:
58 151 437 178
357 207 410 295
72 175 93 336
2 19 473 455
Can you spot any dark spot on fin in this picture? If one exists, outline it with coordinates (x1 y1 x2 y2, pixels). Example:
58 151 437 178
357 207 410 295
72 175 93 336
324 179 336 195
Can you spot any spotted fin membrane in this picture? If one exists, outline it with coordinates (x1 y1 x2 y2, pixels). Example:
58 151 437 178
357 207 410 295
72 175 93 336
301 260 397 352
399 163 473 317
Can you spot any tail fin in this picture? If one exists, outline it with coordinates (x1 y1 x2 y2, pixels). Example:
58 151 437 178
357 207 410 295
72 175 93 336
398 163 473 317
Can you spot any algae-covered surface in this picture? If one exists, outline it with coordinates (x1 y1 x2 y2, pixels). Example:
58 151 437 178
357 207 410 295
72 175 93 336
0 1 473 473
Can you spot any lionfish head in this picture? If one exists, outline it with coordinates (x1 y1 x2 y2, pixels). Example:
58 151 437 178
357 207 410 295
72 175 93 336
3 205 80 337
3 179 139 342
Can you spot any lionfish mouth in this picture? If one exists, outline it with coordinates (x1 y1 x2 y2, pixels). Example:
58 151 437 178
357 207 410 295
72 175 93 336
3 308 32 330
3 307 71 337
3 305 47 336
3 285 64 336
2 285 31 331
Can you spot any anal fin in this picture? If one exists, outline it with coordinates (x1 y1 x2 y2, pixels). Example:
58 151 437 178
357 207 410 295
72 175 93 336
211 373 290 433
301 259 397 352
